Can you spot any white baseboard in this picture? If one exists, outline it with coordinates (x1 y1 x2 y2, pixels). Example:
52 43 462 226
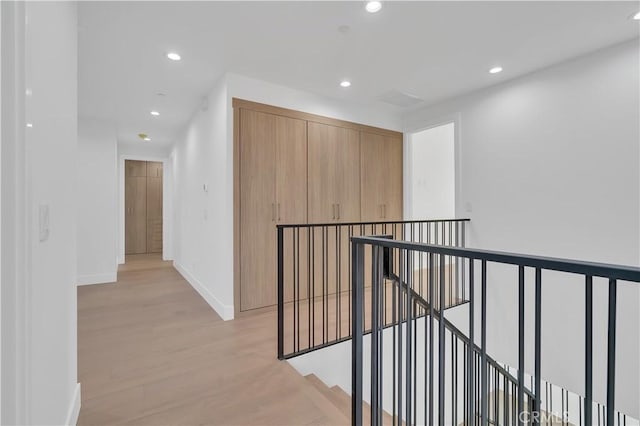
65 383 81 426
77 272 117 286
173 261 234 320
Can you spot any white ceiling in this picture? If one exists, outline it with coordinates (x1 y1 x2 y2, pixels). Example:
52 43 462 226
78 1 640 149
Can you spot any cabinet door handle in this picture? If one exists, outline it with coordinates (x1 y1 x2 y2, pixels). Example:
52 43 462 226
383 204 386 219
277 203 281 221
271 203 275 221
337 203 340 220
379 204 383 219
332 204 336 220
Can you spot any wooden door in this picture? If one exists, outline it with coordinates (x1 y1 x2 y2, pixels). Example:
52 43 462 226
240 109 277 311
334 127 361 223
360 132 387 221
146 162 163 253
126 160 147 177
383 135 403 220
275 116 308 303
125 167 147 254
307 122 338 223
275 116 307 225
147 161 163 178
360 132 403 221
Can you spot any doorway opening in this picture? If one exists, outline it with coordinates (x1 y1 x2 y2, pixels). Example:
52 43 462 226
408 122 456 219
124 159 163 256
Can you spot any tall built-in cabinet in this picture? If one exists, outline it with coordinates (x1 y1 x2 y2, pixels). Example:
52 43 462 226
360 131 403 221
125 160 163 255
234 99 403 312
239 109 308 311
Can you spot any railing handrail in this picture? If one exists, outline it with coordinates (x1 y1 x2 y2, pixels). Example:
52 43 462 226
276 218 471 229
352 236 640 282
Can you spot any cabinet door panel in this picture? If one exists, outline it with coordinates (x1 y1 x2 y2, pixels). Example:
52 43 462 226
126 160 147 177
240 109 277 311
276 116 307 224
360 132 387 221
125 176 147 254
147 161 163 178
384 135 403 221
307 122 337 223
335 127 361 222
146 176 163 253
276 115 309 302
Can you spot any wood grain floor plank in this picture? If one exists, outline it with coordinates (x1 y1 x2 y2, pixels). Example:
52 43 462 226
78 254 348 426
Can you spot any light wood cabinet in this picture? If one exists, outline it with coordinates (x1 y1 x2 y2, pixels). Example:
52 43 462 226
360 132 403 221
125 160 163 255
146 171 163 253
147 161 163 178
239 109 308 311
125 176 147 254
126 160 147 177
307 122 360 223
234 99 402 313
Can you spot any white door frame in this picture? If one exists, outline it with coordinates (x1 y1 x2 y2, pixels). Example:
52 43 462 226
118 154 173 264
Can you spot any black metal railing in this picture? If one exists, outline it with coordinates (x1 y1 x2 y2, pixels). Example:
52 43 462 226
277 219 470 360
351 236 640 426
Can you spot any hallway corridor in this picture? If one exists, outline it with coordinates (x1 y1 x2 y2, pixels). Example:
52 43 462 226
77 255 349 425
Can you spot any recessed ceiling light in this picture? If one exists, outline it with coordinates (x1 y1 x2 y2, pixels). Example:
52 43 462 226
143 137 151 142
340 80 351 88
366 1 382 13
489 66 503 74
26 123 33 128
150 111 160 116
167 52 181 61
633 11 640 20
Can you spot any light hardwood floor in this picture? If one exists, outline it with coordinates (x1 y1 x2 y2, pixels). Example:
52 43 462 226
78 254 350 425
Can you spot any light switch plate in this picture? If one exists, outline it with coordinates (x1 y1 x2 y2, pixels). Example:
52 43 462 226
39 204 50 242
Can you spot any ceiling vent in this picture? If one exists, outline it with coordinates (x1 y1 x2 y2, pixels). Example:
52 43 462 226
378 90 424 108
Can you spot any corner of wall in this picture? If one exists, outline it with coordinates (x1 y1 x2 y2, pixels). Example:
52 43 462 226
64 383 81 426
173 261 234 320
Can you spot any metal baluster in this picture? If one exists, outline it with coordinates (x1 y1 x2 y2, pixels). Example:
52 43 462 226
322 226 326 344
439 254 446 425
585 276 593 426
351 240 364 426
428 253 435 426
277 226 284 359
337 226 341 339
348 226 352 339
481 260 488 425
371 246 380 426
518 266 525 426
393 262 398 426
468 259 475 426
307 227 311 350
607 279 617 426
294 228 299 352
398 250 404 425
406 250 413 425
534 268 542 424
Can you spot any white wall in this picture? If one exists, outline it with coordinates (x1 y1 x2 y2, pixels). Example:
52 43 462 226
77 118 118 285
2 2 80 424
171 72 403 320
171 76 230 317
404 39 640 418
408 122 456 219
